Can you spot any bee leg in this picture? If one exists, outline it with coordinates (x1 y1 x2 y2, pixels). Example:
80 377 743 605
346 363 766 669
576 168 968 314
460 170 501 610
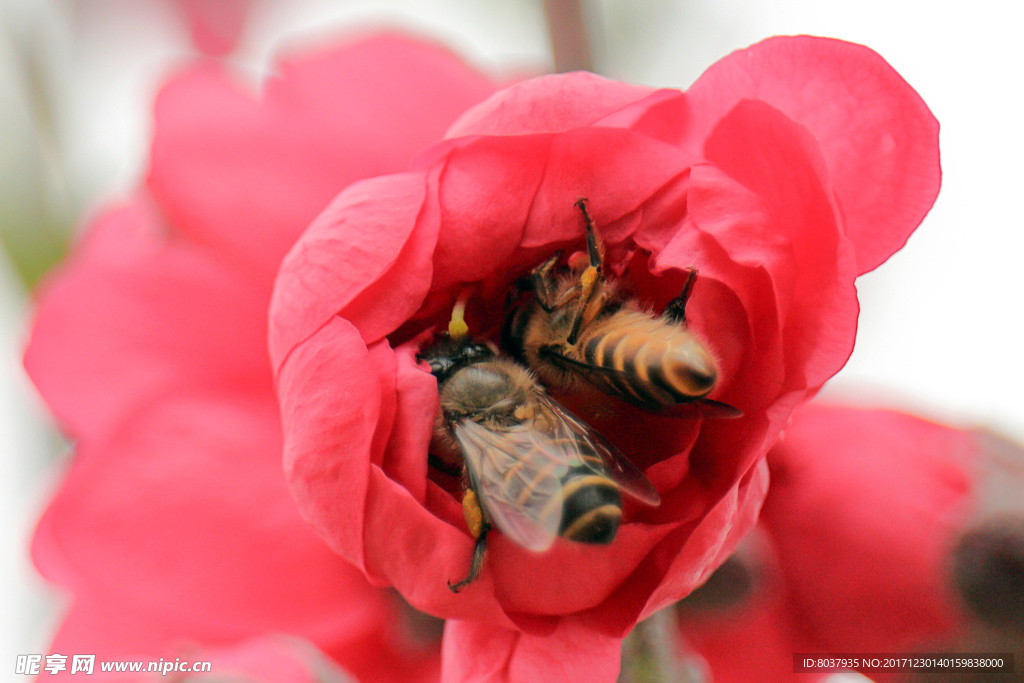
449 489 491 593
664 268 698 325
574 198 604 275
566 264 602 345
565 198 608 345
448 524 491 593
529 251 563 313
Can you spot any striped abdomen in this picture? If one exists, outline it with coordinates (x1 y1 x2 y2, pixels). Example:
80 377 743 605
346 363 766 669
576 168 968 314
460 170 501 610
558 452 622 544
578 311 718 409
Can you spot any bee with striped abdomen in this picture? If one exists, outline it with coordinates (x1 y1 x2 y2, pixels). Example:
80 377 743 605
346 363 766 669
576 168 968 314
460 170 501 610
505 198 740 418
419 298 660 592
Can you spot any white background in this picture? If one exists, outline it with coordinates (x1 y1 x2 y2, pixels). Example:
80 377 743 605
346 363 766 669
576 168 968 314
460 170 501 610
2 0 1022 674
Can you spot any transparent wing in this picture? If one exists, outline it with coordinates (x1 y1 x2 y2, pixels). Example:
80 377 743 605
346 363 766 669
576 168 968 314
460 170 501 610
540 396 662 507
454 416 573 552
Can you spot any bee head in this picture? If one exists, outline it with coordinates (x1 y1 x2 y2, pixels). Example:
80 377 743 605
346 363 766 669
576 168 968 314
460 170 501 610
419 334 496 383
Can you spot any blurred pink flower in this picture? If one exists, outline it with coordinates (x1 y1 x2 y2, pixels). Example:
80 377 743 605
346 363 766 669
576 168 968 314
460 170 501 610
24 34 497 682
267 36 940 680
678 402 979 682
171 0 252 56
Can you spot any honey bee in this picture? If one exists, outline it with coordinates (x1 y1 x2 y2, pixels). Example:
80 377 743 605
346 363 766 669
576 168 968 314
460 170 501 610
419 300 660 592
505 198 740 418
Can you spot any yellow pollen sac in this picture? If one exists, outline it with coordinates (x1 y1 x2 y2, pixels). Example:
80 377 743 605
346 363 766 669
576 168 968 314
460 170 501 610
462 489 484 538
581 265 598 290
514 405 534 421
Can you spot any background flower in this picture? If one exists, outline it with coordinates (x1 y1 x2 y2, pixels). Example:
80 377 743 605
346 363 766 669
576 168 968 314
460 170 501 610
678 402 980 682
22 34 496 681
269 35 938 679
170 0 253 57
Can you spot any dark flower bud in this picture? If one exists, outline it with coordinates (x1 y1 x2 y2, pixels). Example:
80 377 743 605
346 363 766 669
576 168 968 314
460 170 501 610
953 516 1024 634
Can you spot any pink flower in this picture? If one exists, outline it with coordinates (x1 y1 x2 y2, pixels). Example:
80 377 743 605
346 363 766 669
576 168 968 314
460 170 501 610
171 0 253 57
24 34 497 682
268 36 940 679
678 402 978 682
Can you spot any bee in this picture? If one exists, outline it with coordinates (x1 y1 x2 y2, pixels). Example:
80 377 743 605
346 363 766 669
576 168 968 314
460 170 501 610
419 299 660 592
504 198 740 418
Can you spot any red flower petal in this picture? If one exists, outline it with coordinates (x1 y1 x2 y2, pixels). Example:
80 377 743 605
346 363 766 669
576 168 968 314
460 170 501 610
700 99 859 393
763 403 974 651
269 171 434 371
32 388 383 650
148 35 497 283
642 459 769 619
445 71 653 137
680 403 977 682
43 596 186 663
277 317 511 625
277 317 379 568
172 0 252 57
677 537 811 683
24 202 269 443
682 36 940 274
427 126 698 294
189 637 338 683
441 618 621 682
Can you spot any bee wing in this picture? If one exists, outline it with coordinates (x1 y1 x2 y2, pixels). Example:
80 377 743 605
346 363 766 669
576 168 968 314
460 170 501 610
540 348 742 419
538 343 611 383
538 396 662 507
453 418 572 552
664 398 743 419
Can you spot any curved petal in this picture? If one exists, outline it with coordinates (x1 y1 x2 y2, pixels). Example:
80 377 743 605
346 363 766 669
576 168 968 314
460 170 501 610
278 317 381 569
148 35 497 281
699 99 859 395
633 98 857 512
427 126 696 294
644 459 770 619
269 171 434 372
581 457 770 636
446 71 653 138
46 603 433 683
441 618 621 683
24 201 269 443
763 403 975 651
172 0 252 57
43 596 186 664
683 36 940 273
278 318 511 626
676 538 809 683
186 637 346 683
32 389 383 650
362 467 513 626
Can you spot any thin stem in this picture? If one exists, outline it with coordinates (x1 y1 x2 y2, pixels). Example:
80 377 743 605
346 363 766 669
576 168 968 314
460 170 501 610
542 0 594 73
